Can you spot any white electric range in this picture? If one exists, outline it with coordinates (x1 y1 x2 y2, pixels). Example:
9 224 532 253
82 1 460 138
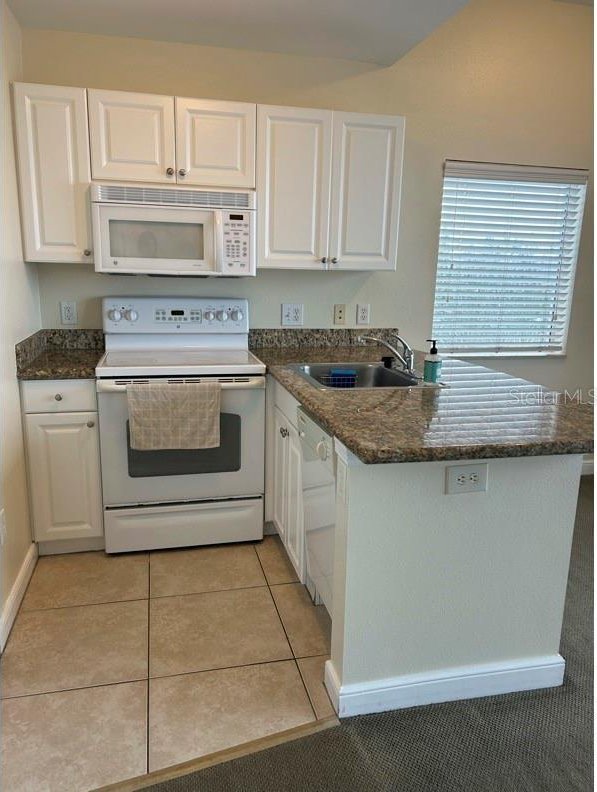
95 296 266 553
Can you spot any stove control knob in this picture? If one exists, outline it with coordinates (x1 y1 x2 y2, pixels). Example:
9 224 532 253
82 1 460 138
230 309 244 322
204 310 215 322
216 310 229 322
107 309 122 322
124 309 139 322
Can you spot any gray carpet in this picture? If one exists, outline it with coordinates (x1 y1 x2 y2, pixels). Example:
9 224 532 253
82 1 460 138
148 477 593 792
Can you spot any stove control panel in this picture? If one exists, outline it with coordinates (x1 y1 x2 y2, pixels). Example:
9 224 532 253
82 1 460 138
103 297 250 333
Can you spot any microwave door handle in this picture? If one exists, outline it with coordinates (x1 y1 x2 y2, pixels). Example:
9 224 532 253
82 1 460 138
214 211 224 273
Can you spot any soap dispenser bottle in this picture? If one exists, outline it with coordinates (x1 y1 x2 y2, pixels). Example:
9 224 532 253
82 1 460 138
423 339 442 384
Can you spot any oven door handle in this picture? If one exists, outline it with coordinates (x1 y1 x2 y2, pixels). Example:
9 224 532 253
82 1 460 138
96 377 265 393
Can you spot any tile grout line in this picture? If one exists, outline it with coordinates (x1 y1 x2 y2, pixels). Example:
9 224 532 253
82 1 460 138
20 582 274 615
295 659 319 721
2 654 328 703
252 545 318 721
21 595 151 614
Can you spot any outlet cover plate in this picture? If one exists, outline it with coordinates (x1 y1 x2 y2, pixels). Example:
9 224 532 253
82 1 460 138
281 303 304 326
60 300 78 325
445 463 488 494
356 303 371 325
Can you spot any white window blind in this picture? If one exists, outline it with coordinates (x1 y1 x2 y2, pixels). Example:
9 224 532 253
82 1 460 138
432 161 588 355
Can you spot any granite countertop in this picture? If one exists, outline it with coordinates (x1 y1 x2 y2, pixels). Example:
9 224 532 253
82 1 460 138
16 330 104 380
15 330 593 464
254 346 594 464
17 348 103 380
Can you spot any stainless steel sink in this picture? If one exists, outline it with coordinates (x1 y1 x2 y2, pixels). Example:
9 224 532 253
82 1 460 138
289 362 420 390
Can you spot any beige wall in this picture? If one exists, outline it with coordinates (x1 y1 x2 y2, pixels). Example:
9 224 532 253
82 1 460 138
1 1 40 611
22 0 593 391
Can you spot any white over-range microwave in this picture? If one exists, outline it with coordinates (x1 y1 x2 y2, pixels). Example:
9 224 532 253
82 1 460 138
91 183 256 276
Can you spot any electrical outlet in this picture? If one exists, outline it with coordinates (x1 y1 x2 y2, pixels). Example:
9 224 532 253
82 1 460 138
281 303 304 326
356 304 371 325
445 463 488 495
60 300 78 326
333 304 346 325
0 509 6 546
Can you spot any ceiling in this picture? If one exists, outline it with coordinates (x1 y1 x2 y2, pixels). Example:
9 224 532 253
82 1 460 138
7 0 471 66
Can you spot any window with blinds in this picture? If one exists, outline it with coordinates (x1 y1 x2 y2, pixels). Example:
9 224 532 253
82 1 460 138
431 161 588 355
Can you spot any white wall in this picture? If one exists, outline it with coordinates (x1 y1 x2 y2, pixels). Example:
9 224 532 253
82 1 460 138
0 1 40 611
19 0 594 392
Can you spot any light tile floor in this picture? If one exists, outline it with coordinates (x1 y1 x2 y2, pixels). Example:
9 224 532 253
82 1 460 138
1 536 334 790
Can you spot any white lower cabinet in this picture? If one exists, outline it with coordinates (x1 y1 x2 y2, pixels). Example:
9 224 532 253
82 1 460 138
22 381 103 544
25 411 103 543
271 404 304 580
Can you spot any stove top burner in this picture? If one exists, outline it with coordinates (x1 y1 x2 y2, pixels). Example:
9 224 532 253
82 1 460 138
96 348 265 378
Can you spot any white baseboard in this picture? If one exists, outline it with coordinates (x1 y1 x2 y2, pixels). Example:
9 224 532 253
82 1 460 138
582 454 593 476
324 654 565 717
1 542 37 652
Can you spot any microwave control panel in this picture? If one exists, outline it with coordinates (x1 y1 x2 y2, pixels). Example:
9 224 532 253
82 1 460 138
222 212 254 274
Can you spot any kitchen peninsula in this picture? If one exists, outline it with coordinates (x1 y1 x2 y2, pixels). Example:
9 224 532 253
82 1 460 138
257 343 592 716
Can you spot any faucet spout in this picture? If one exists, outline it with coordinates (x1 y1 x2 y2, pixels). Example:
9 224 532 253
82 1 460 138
357 335 410 372
391 333 415 375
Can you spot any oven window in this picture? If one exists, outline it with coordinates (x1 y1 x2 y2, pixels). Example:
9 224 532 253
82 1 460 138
126 414 240 477
109 219 205 260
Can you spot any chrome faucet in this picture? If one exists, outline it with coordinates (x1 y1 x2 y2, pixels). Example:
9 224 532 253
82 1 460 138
358 334 415 375
391 332 415 376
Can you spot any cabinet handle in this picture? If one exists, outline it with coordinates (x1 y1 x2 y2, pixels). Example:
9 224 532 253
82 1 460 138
279 426 289 438
321 257 328 264
86 420 95 428
83 249 92 257
54 394 63 401
178 168 188 177
166 167 175 176
330 257 338 264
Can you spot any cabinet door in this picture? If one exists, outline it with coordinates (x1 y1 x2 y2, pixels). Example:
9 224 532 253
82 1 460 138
272 407 288 541
176 98 256 187
329 112 405 271
25 412 103 542
257 105 332 269
284 423 304 580
88 89 176 183
13 83 93 263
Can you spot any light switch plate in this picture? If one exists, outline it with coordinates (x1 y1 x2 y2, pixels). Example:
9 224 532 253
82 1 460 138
281 303 304 326
333 304 346 325
445 463 488 494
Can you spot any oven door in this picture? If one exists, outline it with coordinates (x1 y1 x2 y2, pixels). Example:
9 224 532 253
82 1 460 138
97 376 264 507
92 203 219 275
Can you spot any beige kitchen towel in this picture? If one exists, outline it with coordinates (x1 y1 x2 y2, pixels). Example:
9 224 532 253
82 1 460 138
127 381 221 450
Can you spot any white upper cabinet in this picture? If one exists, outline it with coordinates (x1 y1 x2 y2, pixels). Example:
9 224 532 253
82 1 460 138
175 98 256 187
88 89 176 184
257 105 332 270
328 112 405 271
257 106 405 271
13 83 93 263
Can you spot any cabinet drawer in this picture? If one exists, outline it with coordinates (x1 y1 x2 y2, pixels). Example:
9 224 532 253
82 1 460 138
21 380 97 414
272 378 300 428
